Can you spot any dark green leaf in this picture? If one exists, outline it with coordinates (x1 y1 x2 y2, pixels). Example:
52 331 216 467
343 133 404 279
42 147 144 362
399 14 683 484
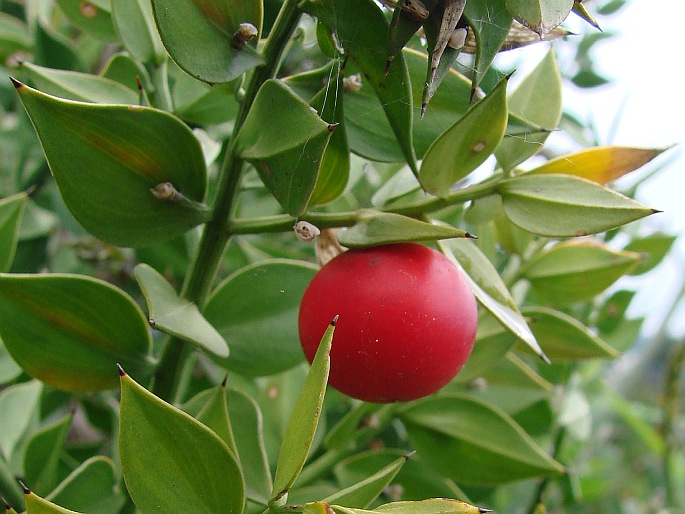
308 79 350 207
55 0 118 41
332 449 467 502
46 457 124 514
227 387 273 503
401 393 564 485
596 290 635 334
235 79 333 216
33 20 83 72
172 74 239 125
271 320 336 502
338 210 472 248
196 383 239 458
0 274 152 391
453 311 516 383
152 0 263 83
495 49 561 171
571 68 610 88
522 306 618 360
0 193 26 273
111 0 166 64
13 80 210 247
119 371 244 513
134 263 229 358
324 454 407 508
464 0 513 92
405 49 473 158
325 403 395 451
0 13 32 64
100 52 151 91
0 380 42 460
623 233 677 275
0 342 22 385
387 0 438 66
203 260 317 376
521 241 640 305
419 77 508 197
23 413 73 496
497 174 658 237
302 0 418 175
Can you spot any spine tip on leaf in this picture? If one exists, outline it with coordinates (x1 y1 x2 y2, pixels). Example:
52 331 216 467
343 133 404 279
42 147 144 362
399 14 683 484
540 353 552 365
478 509 494 513
465 232 477 239
331 315 339 326
404 450 416 460
18 481 29 495
2 496 10 509
9 77 22 89
117 363 126 377
221 373 229 387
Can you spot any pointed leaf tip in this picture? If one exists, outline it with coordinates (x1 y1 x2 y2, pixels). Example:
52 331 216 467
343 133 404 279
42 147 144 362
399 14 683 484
331 315 339 326
117 363 126 376
9 77 22 89
540 352 552 365
2 497 10 509
221 374 228 387
479 509 493 513
18 482 29 495
404 450 416 460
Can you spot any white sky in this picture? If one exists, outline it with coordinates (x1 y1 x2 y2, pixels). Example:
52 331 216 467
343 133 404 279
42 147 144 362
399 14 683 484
497 0 685 335
580 0 685 335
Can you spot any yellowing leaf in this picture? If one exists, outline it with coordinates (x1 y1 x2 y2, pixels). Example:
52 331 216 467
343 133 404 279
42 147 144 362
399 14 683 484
528 146 669 184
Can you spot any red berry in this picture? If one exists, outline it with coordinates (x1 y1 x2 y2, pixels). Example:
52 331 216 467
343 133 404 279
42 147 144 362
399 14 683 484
298 243 478 403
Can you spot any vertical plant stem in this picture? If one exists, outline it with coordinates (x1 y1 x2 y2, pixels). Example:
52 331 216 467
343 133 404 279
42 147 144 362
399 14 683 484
0 453 24 512
152 0 303 401
148 59 173 112
525 427 567 514
662 337 685 507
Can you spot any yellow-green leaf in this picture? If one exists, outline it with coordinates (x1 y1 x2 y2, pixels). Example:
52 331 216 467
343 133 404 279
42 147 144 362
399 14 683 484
497 174 658 237
134 263 228 358
119 370 244 513
527 146 669 184
271 320 336 502
419 77 508 197
521 241 641 305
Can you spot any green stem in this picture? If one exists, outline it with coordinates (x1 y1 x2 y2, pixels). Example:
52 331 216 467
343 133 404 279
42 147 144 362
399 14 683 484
662 336 685 507
0 453 24 512
148 59 173 112
228 178 501 235
525 427 567 514
152 1 303 401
